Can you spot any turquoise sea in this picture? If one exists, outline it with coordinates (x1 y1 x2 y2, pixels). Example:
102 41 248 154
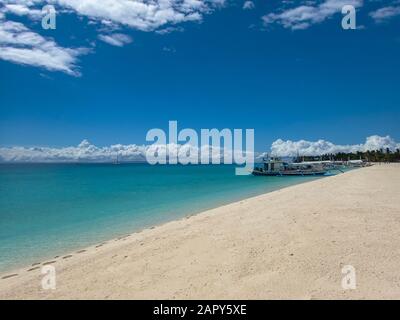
0 163 327 272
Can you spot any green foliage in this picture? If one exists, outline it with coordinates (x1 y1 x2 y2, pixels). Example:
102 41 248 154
294 149 400 163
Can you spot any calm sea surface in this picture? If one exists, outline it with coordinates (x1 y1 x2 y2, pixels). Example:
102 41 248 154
0 163 327 271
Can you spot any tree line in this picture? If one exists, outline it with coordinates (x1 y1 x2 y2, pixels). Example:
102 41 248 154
295 148 400 163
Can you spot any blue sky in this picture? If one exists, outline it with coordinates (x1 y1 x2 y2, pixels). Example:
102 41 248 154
0 0 399 152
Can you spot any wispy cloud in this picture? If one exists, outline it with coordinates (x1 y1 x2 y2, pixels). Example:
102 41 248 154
243 1 255 10
0 20 87 76
370 6 400 22
0 0 225 74
0 0 221 30
98 33 132 47
2 3 42 19
54 0 221 31
155 26 184 35
162 46 176 53
0 0 398 75
262 0 363 30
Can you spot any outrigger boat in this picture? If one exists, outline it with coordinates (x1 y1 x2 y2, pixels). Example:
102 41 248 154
252 157 328 176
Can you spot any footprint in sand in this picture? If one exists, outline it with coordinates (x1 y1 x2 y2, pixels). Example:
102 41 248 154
2 274 18 279
27 266 40 272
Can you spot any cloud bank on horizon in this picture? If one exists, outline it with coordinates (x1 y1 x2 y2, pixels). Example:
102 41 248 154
0 0 399 75
0 135 399 163
0 139 256 163
271 135 400 157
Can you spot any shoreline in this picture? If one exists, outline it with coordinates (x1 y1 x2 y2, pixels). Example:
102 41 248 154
0 172 326 277
0 172 325 274
1 164 399 299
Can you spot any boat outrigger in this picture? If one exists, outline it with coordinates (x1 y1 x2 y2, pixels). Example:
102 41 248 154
252 157 328 176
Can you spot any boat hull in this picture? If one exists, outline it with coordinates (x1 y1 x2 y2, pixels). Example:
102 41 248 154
252 170 327 176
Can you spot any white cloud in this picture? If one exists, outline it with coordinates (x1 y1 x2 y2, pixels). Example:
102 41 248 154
370 6 400 22
162 45 176 52
0 0 225 74
155 26 184 34
98 33 132 46
0 139 254 163
262 0 363 30
54 0 221 31
0 20 88 75
1 135 398 163
243 1 255 10
0 140 147 163
2 4 42 19
270 135 400 157
0 0 224 31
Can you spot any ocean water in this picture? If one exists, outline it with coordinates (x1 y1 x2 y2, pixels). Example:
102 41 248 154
0 163 326 272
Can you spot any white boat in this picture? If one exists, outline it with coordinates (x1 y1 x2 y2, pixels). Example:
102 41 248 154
252 158 327 176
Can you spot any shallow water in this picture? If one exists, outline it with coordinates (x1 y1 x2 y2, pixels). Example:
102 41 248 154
0 163 327 271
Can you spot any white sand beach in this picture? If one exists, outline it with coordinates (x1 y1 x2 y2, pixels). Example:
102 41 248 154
1 164 400 299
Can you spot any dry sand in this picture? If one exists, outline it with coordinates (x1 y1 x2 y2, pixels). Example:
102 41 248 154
1 164 400 299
